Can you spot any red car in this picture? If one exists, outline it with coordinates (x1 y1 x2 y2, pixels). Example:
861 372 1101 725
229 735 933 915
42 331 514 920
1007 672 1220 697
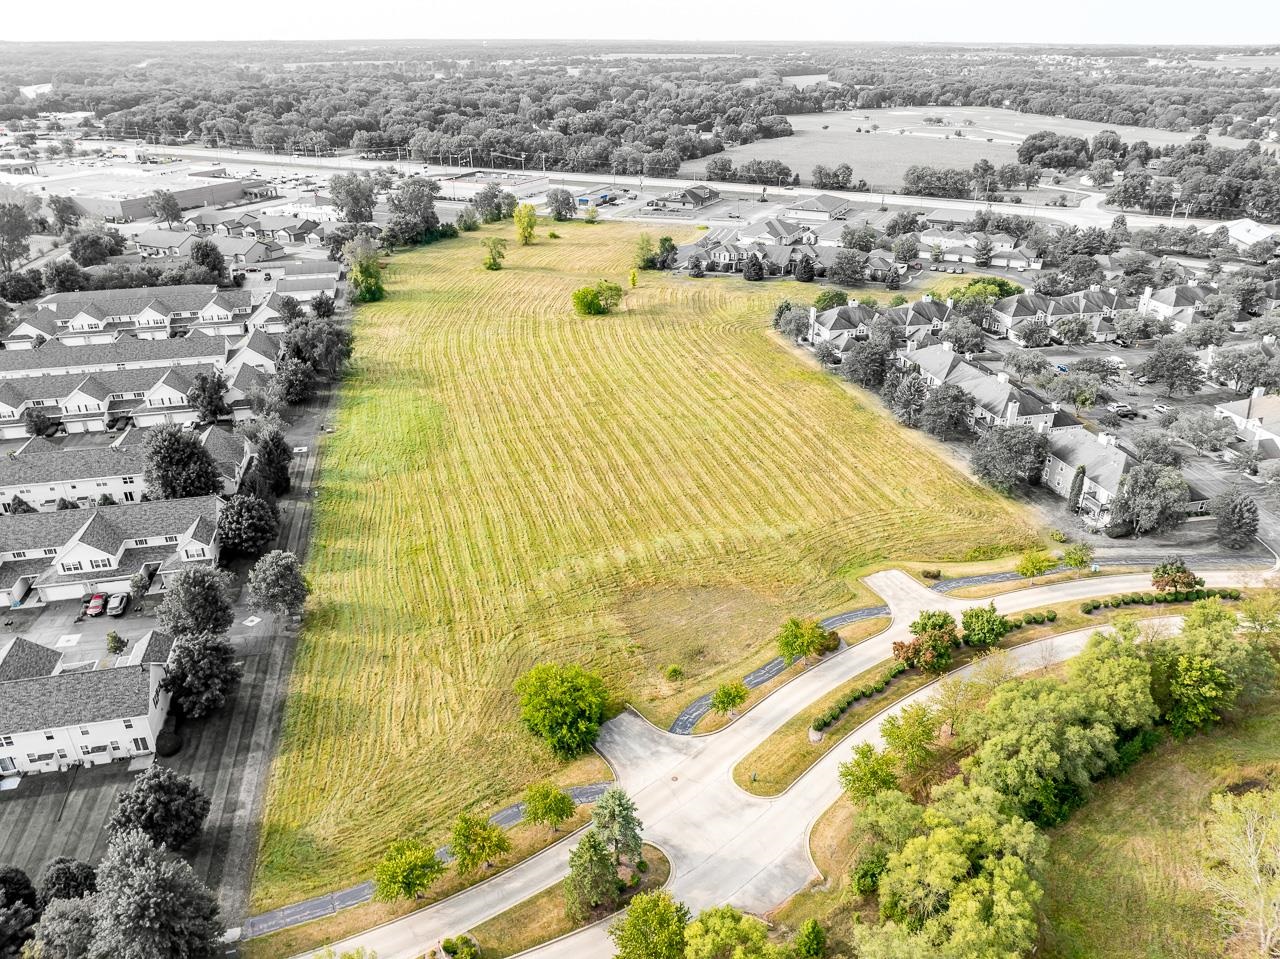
86 592 109 616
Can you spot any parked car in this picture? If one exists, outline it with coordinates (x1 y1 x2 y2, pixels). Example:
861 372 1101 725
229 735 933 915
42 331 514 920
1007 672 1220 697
929 265 939 271
1152 403 1172 415
910 261 923 270
624 192 638 200
263 273 272 280
1106 402 1135 417
86 593 109 617
107 593 130 617
1055 364 1070 373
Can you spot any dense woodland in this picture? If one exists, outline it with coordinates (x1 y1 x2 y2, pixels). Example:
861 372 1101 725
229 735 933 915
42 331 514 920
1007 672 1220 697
1 42 1278 180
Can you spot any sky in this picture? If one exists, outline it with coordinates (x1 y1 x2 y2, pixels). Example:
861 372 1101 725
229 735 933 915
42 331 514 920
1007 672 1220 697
2 0 1276 45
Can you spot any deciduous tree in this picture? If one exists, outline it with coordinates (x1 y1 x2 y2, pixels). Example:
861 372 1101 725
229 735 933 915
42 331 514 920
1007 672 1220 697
514 663 608 759
108 765 210 851
609 891 689 959
522 782 576 833
156 566 234 637
142 424 220 499
372 839 445 901
449 813 511 874
248 550 309 615
163 631 243 719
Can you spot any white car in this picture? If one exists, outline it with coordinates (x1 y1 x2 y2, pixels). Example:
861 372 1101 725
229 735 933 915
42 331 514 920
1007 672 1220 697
1152 403 1172 415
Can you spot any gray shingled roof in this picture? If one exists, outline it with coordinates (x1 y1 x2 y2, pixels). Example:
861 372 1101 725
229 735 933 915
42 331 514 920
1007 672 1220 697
0 365 222 418
0 335 227 378
0 495 221 553
0 666 153 734
0 637 62 682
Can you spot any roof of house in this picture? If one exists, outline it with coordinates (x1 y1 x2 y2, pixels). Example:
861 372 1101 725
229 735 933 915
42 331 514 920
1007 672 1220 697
0 636 63 683
211 235 282 257
0 665 154 735
0 334 228 378
787 193 851 214
0 365 221 417
1217 393 1280 430
993 292 1052 319
0 494 222 554
1049 289 1133 315
814 303 879 333
275 275 336 294
739 218 807 241
1046 432 1133 493
36 284 242 318
1149 283 1211 309
282 259 342 277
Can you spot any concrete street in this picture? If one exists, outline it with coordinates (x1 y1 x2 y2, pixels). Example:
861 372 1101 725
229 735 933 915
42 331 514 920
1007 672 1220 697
301 566 1268 959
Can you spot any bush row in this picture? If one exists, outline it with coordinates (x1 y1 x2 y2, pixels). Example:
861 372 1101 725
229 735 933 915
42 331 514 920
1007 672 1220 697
1079 587 1240 614
1001 608 1057 631
812 661 909 732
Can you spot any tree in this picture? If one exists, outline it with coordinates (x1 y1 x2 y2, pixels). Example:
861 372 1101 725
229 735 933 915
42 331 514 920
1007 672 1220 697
891 373 929 428
742 255 764 281
108 765 210 851
382 177 443 247
1138 338 1205 396
793 919 828 959
273 354 316 404
481 236 508 270
1016 549 1056 578
896 610 958 673
881 703 940 776
960 602 1010 649
328 174 377 223
775 618 838 666
0 891 34 959
1004 348 1050 381
1111 462 1190 535
215 494 280 557
813 289 848 312
973 235 994 267
1170 409 1236 452
346 246 384 302
0 268 42 303
88 829 223 959
940 317 985 354
591 787 642 865
187 371 228 424
1214 489 1260 549
472 184 515 223
27 896 92 959
1015 318 1052 347
1166 654 1237 736
255 427 294 495
1152 556 1201 593
23 407 52 437
688 256 705 278
188 239 226 281
372 839 445 901
920 383 974 438
163 632 243 719
633 234 656 270
1062 542 1094 569
970 424 1048 492
1202 788 1280 958
562 828 618 923
105 630 125 655
522 782 575 833
709 682 748 716
147 190 182 227
609 890 689 959
156 566 234 638
449 813 511 874
142 425 220 499
513 203 538 245
36 859 96 909
828 250 865 287
0 869 35 916
514 663 608 759
546 188 575 221
838 745 900 801
248 550 309 615
0 203 34 275
48 195 80 232
309 291 336 319
67 228 125 267
684 905 772 959
794 255 815 283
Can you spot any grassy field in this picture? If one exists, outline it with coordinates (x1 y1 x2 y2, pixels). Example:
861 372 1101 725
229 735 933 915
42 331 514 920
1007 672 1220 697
679 106 1231 191
1041 695 1280 959
252 220 1037 910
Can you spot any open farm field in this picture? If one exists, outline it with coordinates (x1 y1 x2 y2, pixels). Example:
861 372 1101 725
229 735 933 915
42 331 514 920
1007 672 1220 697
252 220 1037 910
1041 695 1280 959
680 105 1234 191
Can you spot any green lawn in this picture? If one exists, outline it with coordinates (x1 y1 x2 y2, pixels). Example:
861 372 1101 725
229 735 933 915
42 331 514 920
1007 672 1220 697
252 220 1038 910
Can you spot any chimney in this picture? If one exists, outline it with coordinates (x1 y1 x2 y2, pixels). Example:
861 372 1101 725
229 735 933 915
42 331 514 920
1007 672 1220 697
1253 386 1267 398
1051 401 1061 412
922 293 933 303
997 371 1010 383
1097 432 1114 446
946 297 954 309
1089 283 1101 292
941 341 954 353
810 306 817 321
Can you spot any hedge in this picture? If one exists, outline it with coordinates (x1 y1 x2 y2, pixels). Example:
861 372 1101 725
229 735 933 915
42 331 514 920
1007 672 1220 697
811 660 909 732
1080 588 1241 614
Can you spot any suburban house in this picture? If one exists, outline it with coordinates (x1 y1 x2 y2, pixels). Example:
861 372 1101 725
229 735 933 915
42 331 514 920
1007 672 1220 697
275 274 340 305
133 229 199 257
133 230 282 264
904 342 1077 432
785 193 854 221
1262 279 1280 313
0 495 224 607
0 334 230 382
8 284 254 346
0 630 175 779
1042 431 1133 526
651 185 720 209
241 216 325 245
1199 217 1278 250
1046 288 1133 343
989 292 1052 337
208 234 283 264
809 303 882 348
1139 282 1213 330
736 218 816 246
885 296 955 338
0 426 250 513
1216 391 1280 457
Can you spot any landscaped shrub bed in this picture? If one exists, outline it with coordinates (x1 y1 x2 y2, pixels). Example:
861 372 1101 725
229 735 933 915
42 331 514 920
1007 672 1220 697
1079 587 1240 615
811 660 909 732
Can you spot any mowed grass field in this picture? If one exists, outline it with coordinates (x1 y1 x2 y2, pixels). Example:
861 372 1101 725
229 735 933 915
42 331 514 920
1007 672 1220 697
252 221 1037 909
1040 695 1280 959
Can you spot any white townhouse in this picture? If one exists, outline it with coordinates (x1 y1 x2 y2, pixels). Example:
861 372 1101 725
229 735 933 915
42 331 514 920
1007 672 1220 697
1138 282 1214 330
0 495 224 607
0 333 230 382
1216 391 1280 458
1 426 250 513
1042 431 1134 526
0 630 175 779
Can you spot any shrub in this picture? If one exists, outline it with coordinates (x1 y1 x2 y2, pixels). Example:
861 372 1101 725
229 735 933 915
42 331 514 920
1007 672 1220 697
1045 609 1057 622
920 568 942 580
1049 529 1067 543
1007 616 1022 628
1081 602 1094 614
665 664 684 681
852 850 888 895
1230 588 1242 599
548 231 560 239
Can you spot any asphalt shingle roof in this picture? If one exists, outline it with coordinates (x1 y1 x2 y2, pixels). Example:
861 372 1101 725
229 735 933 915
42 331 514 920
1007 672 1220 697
0 637 63 683
0 666 153 735
0 335 227 378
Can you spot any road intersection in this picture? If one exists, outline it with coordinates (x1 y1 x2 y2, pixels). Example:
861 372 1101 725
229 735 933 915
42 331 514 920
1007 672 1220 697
302 566 1270 959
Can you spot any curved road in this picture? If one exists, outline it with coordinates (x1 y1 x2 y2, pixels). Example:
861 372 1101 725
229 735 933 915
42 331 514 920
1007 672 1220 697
299 566 1268 959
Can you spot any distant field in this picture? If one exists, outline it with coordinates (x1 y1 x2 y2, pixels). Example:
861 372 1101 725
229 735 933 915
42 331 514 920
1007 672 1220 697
680 105 1232 191
1041 695 1280 959
252 221 1037 909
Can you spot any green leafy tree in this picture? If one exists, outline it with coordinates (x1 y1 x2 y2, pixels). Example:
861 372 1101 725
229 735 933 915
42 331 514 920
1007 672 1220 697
310 291 336 319
248 550 309 615
513 203 538 245
1111 462 1190 535
793 918 828 958
709 681 748 716
742 255 764 281
1016 549 1056 579
163 631 244 719
960 603 1010 649
1202 788 1280 957
88 829 223 959
1069 622 1158 732
188 239 226 281
147 190 182 227
545 188 575 221
1151 556 1201 593
1138 338 1205 396
372 839 445 901
775 618 838 665
48 194 81 231
522 782 575 833
1166 654 1237 736
891 373 929 428
1213 488 1260 549
105 630 125 655
1061 542 1094 569
562 828 618 923
609 890 689 959
838 745 900 802
215 494 279 558
481 236 508 270
142 425 220 500
282 315 354 376
36 858 96 908
328 173 378 223
514 663 608 759
684 905 772 959
881 703 940 776
813 289 847 312
828 250 864 286
970 424 1048 492
187 371 229 423
27 895 92 959
591 787 642 865
449 813 511 874
255 427 294 495
156 566 234 637
108 765 210 851
920 383 973 438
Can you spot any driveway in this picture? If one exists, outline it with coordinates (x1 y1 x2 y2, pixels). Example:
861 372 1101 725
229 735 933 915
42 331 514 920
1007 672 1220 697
299 566 1268 959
